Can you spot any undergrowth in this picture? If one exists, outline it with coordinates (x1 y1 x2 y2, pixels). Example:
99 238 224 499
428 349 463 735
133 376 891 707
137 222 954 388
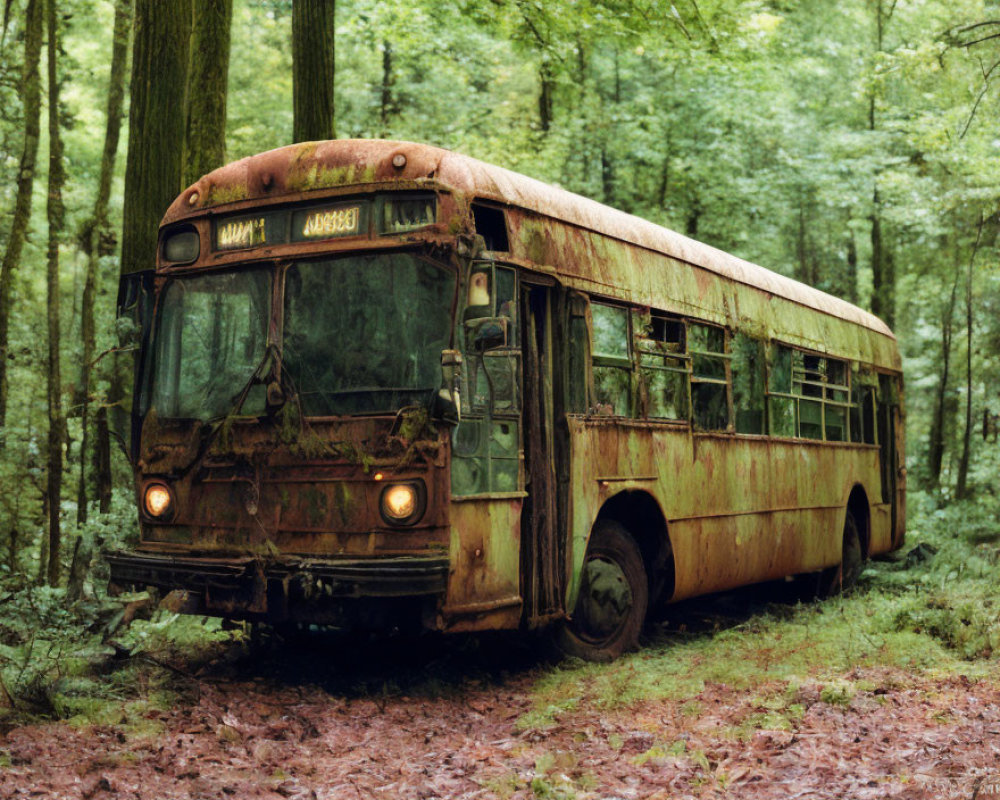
521 489 1000 730
0 492 239 727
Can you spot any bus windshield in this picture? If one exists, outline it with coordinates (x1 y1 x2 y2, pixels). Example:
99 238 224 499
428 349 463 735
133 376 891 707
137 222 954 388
148 269 271 421
282 253 455 416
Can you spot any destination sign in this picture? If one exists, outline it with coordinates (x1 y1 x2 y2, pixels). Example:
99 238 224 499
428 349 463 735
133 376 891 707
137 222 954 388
216 216 268 250
297 205 361 239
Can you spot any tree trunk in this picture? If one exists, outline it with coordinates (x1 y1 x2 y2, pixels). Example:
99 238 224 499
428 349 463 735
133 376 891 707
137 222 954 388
114 0 191 468
183 0 232 186
869 187 894 327
77 0 132 525
0 0 43 431
379 39 394 137
95 405 112 512
955 217 983 500
45 0 66 587
538 60 553 133
292 0 335 143
121 0 192 276
844 224 858 304
925 265 959 490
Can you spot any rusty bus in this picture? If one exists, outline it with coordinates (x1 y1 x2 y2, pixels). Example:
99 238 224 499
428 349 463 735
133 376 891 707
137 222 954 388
107 139 905 660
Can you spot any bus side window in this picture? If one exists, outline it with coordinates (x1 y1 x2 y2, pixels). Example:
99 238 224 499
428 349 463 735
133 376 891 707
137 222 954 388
850 365 877 444
635 312 688 421
590 303 631 416
689 322 730 431
731 332 765 434
567 302 589 414
792 351 824 439
824 358 850 442
768 343 796 437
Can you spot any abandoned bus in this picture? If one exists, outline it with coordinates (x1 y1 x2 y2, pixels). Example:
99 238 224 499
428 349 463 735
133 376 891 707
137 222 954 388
107 139 905 660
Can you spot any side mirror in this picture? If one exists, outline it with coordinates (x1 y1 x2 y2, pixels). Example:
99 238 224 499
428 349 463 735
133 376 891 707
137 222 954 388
465 317 508 353
436 349 463 425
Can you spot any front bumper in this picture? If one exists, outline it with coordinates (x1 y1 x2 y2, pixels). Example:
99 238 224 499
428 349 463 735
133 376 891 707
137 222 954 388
106 550 449 624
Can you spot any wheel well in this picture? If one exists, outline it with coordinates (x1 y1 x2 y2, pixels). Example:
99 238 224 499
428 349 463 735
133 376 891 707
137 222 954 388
847 484 871 559
596 490 674 605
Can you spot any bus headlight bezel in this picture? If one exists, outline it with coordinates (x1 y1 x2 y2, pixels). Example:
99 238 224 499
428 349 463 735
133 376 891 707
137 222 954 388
379 481 426 527
142 481 175 521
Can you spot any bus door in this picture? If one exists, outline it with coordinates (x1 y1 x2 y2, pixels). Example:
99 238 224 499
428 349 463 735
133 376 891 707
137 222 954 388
877 374 903 545
520 279 564 626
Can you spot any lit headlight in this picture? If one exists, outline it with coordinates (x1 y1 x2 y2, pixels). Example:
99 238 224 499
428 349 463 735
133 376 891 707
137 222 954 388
143 482 174 519
379 482 424 526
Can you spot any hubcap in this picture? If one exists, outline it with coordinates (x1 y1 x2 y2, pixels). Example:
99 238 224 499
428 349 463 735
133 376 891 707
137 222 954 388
575 556 633 642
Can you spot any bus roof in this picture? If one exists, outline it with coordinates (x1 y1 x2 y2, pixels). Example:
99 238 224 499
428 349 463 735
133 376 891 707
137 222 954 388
164 139 894 339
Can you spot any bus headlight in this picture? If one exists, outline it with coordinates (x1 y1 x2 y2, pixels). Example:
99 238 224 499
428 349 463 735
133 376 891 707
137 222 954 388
143 482 175 520
379 481 425 526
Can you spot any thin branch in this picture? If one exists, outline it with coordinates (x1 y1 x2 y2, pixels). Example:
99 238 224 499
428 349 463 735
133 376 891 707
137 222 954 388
667 4 692 41
959 32 1000 49
959 56 1000 139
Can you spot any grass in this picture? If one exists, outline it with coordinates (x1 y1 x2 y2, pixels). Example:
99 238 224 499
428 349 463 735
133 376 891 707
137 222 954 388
520 489 1000 730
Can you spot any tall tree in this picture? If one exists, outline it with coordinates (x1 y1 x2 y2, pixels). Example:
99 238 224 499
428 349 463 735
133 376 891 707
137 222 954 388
292 0 335 142
112 0 191 465
44 0 66 587
925 262 960 490
76 0 132 524
121 0 192 275
868 0 895 328
955 215 985 500
183 0 232 185
0 0 43 431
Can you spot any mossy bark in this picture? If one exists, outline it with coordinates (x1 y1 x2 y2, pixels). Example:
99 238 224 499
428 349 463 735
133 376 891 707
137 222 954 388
120 0 192 275
45 0 67 587
114 0 191 481
183 0 232 186
292 0 335 143
78 0 132 525
0 0 43 430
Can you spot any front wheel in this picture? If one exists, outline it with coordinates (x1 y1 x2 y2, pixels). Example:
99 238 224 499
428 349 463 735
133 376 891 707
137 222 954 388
557 520 648 662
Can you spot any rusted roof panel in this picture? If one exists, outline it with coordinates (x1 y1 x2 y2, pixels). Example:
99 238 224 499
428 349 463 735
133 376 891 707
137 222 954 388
163 139 894 338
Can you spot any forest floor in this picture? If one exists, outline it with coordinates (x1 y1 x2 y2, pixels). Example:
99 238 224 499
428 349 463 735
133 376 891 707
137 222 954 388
3 492 1000 799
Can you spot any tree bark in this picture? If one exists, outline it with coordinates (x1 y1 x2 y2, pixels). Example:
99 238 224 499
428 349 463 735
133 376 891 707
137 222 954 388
925 263 959 490
292 0 335 142
121 0 192 276
844 224 858 304
955 216 984 500
77 0 131 525
45 0 66 587
114 0 191 464
0 0 43 431
379 39 394 137
538 60 553 133
183 0 232 186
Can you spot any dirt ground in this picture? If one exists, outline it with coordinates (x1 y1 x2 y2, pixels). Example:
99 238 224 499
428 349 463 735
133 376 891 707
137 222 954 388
1 627 999 800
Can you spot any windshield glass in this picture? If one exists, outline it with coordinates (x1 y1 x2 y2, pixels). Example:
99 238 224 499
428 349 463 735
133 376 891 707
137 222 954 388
148 269 270 420
283 253 455 416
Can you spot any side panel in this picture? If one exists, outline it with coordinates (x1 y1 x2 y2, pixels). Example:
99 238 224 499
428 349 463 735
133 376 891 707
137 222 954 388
443 498 523 631
564 419 885 606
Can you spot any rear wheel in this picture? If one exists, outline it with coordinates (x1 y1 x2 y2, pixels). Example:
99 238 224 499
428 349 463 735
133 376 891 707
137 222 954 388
818 511 864 597
557 520 648 662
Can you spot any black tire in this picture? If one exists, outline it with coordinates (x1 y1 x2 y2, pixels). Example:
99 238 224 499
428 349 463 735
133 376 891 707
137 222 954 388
557 520 648 662
817 511 864 597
